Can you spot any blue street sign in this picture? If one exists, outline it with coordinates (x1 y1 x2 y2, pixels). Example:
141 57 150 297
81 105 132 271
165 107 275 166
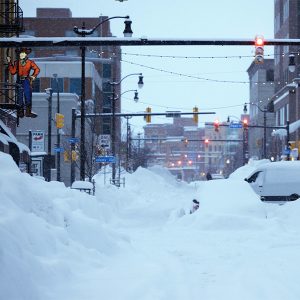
95 156 116 163
68 137 79 144
54 147 64 153
229 122 242 129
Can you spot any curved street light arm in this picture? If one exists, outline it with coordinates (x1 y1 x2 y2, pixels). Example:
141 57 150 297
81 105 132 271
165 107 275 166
109 73 142 85
73 15 129 36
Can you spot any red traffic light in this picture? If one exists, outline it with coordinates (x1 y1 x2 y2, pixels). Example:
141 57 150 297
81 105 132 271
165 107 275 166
214 119 220 132
243 118 248 128
204 138 209 147
255 35 264 46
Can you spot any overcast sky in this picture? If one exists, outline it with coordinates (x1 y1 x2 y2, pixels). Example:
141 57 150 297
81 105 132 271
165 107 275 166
20 0 274 134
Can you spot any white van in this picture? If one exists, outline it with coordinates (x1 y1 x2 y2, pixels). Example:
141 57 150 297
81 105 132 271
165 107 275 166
244 161 300 202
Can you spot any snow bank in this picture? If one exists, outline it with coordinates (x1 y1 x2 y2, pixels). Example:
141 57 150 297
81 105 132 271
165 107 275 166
0 153 128 300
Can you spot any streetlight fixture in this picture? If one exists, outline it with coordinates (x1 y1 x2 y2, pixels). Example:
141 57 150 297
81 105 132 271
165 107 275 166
108 73 144 184
289 54 296 72
53 73 61 181
73 15 132 181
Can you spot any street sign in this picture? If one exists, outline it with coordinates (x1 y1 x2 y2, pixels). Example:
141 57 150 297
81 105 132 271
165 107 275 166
31 130 45 152
68 137 79 144
95 156 116 163
54 147 64 153
99 134 111 149
229 122 242 129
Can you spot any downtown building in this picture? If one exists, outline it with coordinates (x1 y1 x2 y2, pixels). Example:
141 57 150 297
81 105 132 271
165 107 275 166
14 8 122 185
272 0 300 158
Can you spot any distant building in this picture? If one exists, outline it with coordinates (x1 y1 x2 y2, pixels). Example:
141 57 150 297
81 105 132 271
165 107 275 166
144 117 205 182
247 59 275 159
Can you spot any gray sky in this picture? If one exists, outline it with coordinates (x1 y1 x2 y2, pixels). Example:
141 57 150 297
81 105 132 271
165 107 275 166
20 0 274 133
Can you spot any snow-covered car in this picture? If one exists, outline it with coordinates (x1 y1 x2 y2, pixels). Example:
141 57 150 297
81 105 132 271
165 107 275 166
244 161 300 202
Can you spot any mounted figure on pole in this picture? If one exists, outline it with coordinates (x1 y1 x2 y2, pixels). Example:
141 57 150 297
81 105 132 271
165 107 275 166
7 48 40 118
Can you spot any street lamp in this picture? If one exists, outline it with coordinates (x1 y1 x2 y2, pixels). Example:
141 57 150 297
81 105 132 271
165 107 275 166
244 101 274 159
73 15 132 181
108 73 144 184
45 88 53 182
53 73 61 181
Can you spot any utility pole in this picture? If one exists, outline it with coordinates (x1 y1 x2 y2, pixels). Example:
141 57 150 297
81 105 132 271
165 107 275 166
46 88 53 182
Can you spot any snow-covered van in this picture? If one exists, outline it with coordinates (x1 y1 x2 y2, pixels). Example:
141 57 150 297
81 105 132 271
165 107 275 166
244 161 300 202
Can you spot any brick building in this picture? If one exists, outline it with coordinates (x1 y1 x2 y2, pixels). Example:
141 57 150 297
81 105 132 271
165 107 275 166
272 0 300 155
23 8 122 136
144 117 205 182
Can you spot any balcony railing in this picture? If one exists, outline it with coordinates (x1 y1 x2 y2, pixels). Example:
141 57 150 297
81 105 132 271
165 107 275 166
0 1 24 35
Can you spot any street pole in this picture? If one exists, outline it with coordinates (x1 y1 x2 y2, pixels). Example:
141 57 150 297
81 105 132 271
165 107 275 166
111 83 116 183
263 109 267 159
80 23 86 181
70 108 76 185
53 74 61 181
46 88 53 182
286 120 290 161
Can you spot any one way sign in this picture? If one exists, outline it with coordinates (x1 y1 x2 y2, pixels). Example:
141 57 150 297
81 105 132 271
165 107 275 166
99 135 111 149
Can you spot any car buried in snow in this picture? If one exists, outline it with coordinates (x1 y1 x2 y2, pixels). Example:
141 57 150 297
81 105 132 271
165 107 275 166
244 161 300 203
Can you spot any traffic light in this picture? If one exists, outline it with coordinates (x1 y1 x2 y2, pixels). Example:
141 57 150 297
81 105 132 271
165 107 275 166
64 151 70 162
243 118 248 129
214 119 219 132
71 150 78 161
55 113 64 128
145 107 151 123
184 138 188 146
193 106 199 124
254 35 264 64
204 138 209 147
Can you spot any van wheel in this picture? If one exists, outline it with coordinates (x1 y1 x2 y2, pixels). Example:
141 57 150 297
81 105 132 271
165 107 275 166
289 194 299 201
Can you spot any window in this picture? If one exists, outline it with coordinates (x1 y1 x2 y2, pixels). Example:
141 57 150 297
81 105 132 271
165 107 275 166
266 70 274 82
283 0 289 21
286 103 289 123
32 78 40 92
103 64 112 78
51 78 63 93
70 78 81 95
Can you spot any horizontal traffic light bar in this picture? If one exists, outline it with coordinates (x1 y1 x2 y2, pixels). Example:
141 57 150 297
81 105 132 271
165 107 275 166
80 111 215 118
130 138 243 142
1 37 300 48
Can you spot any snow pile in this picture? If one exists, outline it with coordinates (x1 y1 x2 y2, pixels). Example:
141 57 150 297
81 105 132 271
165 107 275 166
0 153 127 300
2 153 300 300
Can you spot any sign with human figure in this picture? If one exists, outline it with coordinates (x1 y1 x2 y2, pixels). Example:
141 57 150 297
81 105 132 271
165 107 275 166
7 48 40 118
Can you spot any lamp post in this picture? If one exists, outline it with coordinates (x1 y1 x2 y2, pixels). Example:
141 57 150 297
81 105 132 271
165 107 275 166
108 74 144 184
45 88 53 182
73 15 132 181
53 73 61 181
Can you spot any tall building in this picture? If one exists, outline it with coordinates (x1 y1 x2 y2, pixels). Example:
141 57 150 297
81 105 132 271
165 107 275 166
23 8 122 136
247 59 275 159
12 8 123 184
273 0 300 154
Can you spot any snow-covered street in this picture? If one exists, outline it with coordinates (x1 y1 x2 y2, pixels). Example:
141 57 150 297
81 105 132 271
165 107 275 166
1 152 300 300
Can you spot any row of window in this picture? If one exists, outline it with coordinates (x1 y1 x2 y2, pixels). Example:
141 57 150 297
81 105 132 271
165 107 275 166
32 77 82 95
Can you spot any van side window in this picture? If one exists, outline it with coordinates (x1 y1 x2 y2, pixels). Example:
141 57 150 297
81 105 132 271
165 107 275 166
248 171 261 183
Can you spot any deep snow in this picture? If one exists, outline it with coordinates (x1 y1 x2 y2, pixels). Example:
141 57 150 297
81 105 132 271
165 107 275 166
1 153 300 300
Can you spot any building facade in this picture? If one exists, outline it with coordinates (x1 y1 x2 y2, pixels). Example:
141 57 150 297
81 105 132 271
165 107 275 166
273 0 300 156
247 59 275 159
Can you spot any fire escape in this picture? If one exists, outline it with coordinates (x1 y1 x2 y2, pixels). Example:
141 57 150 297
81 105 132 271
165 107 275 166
0 1 24 123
